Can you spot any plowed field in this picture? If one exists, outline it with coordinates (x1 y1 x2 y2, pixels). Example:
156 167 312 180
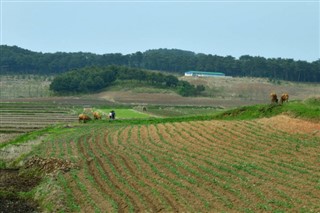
36 116 320 212
0 101 78 144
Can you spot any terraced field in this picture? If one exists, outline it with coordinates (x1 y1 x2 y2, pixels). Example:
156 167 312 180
34 115 320 212
0 102 77 144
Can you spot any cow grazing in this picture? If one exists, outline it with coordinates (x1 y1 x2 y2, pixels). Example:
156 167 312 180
270 93 278 104
280 93 289 104
79 114 91 123
93 111 102 120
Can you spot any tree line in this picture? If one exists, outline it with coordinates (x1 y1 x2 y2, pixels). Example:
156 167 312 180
50 66 205 96
1 45 319 82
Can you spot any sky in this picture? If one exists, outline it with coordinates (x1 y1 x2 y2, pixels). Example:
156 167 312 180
1 0 319 62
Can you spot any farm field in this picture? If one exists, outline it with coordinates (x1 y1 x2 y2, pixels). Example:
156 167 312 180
2 100 211 144
0 102 76 131
30 115 320 212
181 76 320 102
96 77 320 107
0 101 77 144
1 74 320 212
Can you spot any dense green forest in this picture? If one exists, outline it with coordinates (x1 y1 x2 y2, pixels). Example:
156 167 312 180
1 45 319 82
49 66 205 96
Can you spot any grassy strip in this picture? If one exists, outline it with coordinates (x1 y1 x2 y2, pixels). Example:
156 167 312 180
0 128 51 149
1 100 317 152
89 101 319 127
0 124 80 149
215 100 320 120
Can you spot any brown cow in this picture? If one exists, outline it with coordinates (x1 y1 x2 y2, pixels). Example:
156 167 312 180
93 111 102 120
280 93 289 104
79 114 91 123
270 93 278 104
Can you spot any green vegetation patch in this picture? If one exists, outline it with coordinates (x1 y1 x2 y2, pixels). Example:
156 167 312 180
146 106 223 117
107 80 174 94
215 101 320 121
0 125 77 149
304 97 320 106
99 108 151 119
50 66 204 97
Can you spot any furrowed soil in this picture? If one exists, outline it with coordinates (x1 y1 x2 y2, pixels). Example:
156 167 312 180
34 115 320 212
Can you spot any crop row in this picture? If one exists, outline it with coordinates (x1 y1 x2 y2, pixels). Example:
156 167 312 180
40 118 320 212
0 102 77 134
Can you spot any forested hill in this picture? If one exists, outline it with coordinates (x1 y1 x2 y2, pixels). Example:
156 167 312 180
1 45 319 82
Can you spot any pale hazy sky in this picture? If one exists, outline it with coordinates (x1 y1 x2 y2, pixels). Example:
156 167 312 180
1 0 319 62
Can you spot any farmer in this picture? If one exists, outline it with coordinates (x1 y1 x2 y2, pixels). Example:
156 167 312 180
111 110 115 120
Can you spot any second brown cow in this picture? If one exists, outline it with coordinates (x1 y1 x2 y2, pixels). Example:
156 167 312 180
93 111 102 120
280 93 289 104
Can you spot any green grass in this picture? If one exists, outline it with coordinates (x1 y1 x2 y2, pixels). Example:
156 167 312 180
0 124 77 149
215 100 320 121
106 80 174 94
146 106 223 117
99 108 151 119
76 100 320 128
0 128 50 149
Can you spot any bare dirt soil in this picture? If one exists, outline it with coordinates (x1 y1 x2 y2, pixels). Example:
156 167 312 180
0 157 77 213
258 115 320 137
0 169 40 213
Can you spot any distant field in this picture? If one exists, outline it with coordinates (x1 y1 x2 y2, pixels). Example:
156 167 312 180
0 101 77 144
96 77 320 108
181 76 320 101
1 74 319 109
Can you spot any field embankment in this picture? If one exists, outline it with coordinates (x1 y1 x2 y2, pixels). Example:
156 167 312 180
214 98 320 121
